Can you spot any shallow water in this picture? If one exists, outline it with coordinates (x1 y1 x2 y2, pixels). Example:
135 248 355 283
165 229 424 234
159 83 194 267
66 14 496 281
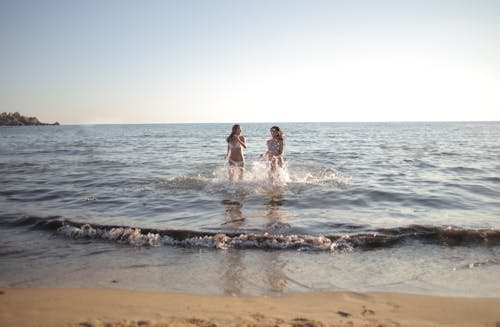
1 122 499 296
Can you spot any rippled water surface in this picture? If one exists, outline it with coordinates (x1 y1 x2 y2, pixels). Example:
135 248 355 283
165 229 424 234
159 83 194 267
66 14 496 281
1 122 499 296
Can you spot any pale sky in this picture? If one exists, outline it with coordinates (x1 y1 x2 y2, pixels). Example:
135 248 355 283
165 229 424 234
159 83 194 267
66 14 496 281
1 0 499 124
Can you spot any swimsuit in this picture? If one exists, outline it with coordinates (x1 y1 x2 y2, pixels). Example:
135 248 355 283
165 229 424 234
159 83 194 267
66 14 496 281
229 140 241 149
228 158 244 167
267 140 284 169
268 140 282 153
228 139 244 166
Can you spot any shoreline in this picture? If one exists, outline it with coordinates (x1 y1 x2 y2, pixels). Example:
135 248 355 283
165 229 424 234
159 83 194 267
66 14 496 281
1 288 499 326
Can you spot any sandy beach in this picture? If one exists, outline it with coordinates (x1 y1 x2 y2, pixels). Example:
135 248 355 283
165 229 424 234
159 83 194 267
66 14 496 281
0 288 499 327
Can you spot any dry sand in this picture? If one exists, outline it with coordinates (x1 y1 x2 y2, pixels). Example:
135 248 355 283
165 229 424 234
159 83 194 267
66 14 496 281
1 288 499 326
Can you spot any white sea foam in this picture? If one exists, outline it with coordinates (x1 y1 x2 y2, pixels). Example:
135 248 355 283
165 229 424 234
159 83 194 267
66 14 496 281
160 232 347 251
58 224 161 247
56 223 352 251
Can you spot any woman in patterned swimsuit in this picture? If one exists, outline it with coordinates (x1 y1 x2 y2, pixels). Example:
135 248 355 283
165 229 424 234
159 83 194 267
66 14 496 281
262 125 286 170
224 124 247 181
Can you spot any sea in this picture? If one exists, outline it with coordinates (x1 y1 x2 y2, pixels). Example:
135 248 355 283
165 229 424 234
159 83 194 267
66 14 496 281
1 122 499 297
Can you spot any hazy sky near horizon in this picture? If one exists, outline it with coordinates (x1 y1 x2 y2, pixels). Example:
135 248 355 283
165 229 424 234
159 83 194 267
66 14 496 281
1 0 499 124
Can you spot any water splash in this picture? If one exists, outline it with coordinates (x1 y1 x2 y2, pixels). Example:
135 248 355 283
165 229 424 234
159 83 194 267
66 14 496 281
205 159 348 195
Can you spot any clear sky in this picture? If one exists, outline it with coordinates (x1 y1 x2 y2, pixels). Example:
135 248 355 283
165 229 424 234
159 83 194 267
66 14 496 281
1 0 499 124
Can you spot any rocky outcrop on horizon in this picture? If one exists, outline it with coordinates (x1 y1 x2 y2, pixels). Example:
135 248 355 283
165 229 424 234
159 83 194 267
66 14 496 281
0 112 60 126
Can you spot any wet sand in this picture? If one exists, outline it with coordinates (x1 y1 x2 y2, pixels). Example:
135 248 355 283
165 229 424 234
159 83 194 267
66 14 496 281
1 288 499 326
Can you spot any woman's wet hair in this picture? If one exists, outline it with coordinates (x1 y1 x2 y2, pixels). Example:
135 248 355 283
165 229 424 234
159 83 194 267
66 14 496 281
227 124 240 143
271 125 285 141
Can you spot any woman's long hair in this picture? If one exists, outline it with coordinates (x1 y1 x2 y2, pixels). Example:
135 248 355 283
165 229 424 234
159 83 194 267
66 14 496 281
227 124 240 143
271 125 285 141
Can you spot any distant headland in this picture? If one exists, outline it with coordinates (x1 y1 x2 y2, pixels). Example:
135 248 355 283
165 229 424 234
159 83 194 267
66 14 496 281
0 112 60 126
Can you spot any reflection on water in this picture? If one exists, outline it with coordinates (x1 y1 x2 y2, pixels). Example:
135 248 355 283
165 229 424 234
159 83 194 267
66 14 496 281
221 198 245 227
221 249 245 296
263 191 289 293
219 188 292 294
220 193 246 295
265 195 288 221
264 189 291 234
264 251 288 293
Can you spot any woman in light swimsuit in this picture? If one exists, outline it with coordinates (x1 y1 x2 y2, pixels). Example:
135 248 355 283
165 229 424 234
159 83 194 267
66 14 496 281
261 125 285 170
225 124 247 181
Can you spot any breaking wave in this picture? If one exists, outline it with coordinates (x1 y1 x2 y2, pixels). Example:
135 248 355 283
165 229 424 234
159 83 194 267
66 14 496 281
3 216 499 251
